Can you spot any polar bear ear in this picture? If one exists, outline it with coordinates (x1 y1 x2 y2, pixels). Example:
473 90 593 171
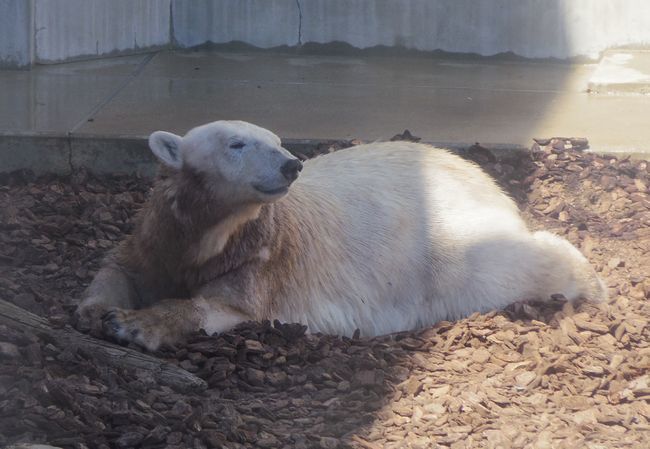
149 131 183 170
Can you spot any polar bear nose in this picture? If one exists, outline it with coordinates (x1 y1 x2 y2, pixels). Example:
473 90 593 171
281 159 303 183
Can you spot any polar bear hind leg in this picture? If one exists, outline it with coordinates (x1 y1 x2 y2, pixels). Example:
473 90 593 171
447 231 608 320
529 231 607 303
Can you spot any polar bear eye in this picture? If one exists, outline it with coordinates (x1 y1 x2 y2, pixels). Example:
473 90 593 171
229 141 245 150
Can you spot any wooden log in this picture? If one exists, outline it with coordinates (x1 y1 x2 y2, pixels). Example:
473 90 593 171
0 298 207 392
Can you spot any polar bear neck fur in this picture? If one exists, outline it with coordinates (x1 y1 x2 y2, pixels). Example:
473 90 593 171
117 165 277 300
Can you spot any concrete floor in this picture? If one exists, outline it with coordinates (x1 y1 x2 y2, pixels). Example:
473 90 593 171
1 49 649 157
589 50 650 95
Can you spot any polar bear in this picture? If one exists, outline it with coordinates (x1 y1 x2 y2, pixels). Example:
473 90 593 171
74 120 606 351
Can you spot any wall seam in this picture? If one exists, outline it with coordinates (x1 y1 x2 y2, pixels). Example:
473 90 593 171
29 0 35 66
169 0 176 48
295 0 302 46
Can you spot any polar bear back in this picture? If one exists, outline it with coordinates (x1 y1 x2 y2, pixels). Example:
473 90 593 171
274 142 533 336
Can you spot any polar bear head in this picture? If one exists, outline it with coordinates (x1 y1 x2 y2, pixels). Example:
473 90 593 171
148 120 302 207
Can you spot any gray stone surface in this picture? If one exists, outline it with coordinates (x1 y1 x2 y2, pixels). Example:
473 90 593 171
172 0 650 61
298 0 650 60
74 51 650 152
3 0 650 67
0 134 71 174
0 54 148 133
0 0 33 68
589 50 650 94
75 69 567 143
34 0 170 63
70 136 156 176
1 50 650 176
172 0 300 49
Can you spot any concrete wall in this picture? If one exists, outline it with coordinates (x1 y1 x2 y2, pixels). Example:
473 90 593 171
2 0 650 67
297 0 650 60
172 0 650 60
298 0 573 59
172 0 300 48
34 0 171 63
0 0 33 68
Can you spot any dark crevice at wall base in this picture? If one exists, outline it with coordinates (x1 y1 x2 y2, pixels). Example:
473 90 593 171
295 0 303 46
174 40 597 65
33 45 169 66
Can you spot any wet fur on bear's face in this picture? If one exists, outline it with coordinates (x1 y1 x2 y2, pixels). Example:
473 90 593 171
148 120 300 209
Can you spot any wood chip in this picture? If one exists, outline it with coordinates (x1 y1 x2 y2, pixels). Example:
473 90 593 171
2 145 648 449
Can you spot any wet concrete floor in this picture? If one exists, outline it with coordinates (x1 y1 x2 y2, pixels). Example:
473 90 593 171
1 49 649 154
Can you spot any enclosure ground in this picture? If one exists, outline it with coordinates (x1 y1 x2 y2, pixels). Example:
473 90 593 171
0 141 648 449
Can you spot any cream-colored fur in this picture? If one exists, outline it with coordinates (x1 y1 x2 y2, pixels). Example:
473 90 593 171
191 205 261 266
270 144 606 336
75 121 607 351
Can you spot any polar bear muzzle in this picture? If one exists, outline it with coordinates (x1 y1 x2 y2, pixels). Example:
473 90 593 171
280 158 303 183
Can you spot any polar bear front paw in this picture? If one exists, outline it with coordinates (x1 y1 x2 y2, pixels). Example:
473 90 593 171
74 303 109 336
101 308 167 351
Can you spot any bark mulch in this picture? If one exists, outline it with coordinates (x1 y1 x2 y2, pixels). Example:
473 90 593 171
0 139 648 449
